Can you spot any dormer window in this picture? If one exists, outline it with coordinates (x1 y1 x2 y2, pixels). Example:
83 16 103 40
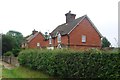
55 32 58 37
49 35 52 45
57 33 61 43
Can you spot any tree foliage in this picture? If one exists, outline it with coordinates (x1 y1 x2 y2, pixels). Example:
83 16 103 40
2 30 24 55
2 34 16 53
6 30 24 48
102 37 111 48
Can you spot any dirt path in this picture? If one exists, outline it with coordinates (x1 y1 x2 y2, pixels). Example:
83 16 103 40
0 60 15 69
0 60 16 79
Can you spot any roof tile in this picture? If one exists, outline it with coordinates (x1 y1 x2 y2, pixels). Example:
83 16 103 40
51 15 85 37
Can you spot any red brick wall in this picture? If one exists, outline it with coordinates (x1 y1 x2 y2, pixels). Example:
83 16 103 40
43 40 49 47
61 35 68 45
28 33 46 48
69 17 101 49
52 35 68 47
27 17 101 49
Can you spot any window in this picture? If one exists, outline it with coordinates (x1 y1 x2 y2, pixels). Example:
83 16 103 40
57 33 61 43
82 35 86 43
49 35 52 45
37 43 40 47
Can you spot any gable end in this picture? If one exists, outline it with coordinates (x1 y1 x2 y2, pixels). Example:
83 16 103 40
68 15 102 38
85 15 102 38
68 15 86 34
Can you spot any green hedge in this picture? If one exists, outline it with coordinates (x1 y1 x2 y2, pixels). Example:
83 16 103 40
18 49 120 78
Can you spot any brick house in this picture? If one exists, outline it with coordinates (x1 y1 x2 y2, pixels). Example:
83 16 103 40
22 30 48 49
22 11 102 49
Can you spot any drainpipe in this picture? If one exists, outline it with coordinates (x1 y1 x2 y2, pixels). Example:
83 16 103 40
67 34 70 48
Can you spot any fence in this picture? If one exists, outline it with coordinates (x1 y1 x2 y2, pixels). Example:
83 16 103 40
2 56 19 67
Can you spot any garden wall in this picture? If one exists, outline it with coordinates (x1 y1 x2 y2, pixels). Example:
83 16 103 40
2 56 19 67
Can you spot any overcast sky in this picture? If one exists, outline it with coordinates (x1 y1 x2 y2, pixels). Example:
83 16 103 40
0 0 119 47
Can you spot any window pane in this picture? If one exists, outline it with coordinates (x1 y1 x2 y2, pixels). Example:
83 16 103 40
37 43 40 46
49 38 52 44
82 35 86 42
49 35 52 44
57 33 61 43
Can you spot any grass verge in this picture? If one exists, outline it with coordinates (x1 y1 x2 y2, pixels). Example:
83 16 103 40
2 66 50 78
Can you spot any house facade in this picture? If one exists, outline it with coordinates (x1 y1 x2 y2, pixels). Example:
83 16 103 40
22 11 102 49
22 30 49 49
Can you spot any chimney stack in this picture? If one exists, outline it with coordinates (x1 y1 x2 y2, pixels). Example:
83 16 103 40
32 29 38 35
65 11 76 23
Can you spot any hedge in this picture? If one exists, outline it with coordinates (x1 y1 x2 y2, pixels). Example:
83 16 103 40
18 49 120 78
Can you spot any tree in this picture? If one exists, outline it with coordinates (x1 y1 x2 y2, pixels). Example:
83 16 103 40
44 32 49 40
2 34 16 54
6 30 24 48
102 37 111 48
2 30 24 56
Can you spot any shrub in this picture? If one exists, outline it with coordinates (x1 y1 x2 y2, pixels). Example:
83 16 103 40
12 48 21 57
18 49 120 78
4 51 13 56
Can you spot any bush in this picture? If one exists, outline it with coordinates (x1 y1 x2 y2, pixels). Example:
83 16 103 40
4 51 13 56
18 49 120 78
12 48 21 57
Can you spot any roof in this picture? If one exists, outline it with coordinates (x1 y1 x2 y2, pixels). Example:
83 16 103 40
26 32 45 43
26 32 39 43
51 15 102 38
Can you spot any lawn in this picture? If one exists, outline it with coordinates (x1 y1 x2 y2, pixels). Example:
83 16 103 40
2 66 50 78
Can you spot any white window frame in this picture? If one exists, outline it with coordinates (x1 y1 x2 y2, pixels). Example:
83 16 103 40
57 33 61 43
37 43 40 47
82 35 86 43
49 35 52 45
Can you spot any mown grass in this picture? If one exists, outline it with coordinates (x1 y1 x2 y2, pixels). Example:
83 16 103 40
2 66 50 78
